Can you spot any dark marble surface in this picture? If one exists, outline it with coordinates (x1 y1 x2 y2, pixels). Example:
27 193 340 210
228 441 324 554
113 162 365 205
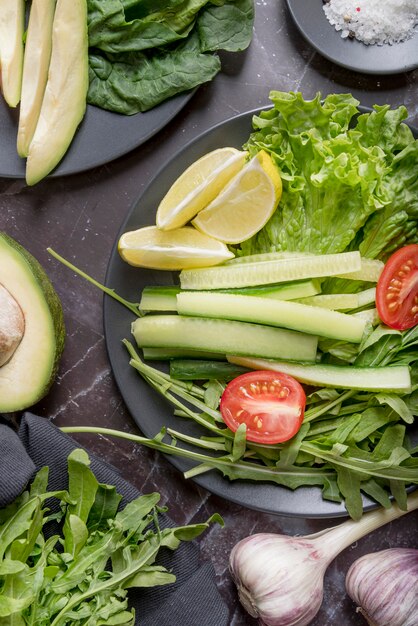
1 2 417 625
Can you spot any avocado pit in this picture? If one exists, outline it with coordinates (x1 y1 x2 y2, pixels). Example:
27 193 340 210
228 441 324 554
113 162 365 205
0 283 25 366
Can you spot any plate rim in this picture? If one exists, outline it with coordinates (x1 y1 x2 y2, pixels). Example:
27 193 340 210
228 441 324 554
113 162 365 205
0 90 195 180
103 104 418 519
285 0 418 75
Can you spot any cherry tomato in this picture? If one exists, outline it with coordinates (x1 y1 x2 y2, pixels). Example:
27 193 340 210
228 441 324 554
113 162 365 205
376 244 418 330
219 370 306 444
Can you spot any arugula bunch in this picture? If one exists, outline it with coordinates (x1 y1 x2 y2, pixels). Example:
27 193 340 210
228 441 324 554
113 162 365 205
0 449 221 625
87 0 254 114
115 327 417 521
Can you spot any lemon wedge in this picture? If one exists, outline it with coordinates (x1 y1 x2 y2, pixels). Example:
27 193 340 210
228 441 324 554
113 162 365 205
192 150 282 244
156 147 248 231
118 225 235 271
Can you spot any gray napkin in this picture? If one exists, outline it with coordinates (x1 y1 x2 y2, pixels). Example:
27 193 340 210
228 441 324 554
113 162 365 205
0 412 229 626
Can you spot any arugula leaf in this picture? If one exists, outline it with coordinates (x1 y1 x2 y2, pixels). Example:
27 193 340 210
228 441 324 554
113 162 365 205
87 483 123 532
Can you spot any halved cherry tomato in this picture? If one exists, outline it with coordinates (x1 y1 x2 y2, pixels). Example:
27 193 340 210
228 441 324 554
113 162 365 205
219 370 306 444
376 244 418 330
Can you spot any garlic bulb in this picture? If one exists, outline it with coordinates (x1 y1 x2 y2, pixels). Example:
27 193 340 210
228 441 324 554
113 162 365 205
346 548 418 626
230 533 329 626
229 492 418 626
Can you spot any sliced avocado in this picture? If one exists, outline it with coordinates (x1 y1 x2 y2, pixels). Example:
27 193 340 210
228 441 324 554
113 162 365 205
17 0 56 158
26 0 88 186
0 0 25 107
0 233 65 413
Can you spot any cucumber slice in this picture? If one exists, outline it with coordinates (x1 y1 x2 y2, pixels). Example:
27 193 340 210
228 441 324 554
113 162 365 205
180 251 361 290
170 359 248 380
227 356 411 393
336 258 384 282
176 292 366 343
139 280 321 312
142 347 225 360
132 315 318 362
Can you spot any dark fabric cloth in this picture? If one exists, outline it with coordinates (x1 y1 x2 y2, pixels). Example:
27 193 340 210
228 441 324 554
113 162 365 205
0 412 229 626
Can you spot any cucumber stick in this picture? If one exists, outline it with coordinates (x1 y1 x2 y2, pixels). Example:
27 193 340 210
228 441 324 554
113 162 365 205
170 359 249 380
296 293 359 310
180 251 361 290
227 356 412 393
142 347 225 360
132 315 318 362
139 280 321 312
225 280 321 300
337 258 384 282
176 292 366 343
296 288 376 311
140 286 180 311
226 252 383 283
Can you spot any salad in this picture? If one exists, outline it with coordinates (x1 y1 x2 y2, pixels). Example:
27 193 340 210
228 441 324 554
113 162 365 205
52 92 418 520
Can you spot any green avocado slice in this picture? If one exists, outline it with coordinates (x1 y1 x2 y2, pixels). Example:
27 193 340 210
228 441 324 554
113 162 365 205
17 0 56 158
0 0 25 107
0 233 65 413
26 0 89 185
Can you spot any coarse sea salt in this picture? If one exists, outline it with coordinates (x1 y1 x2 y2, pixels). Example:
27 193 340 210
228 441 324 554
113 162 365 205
323 0 418 46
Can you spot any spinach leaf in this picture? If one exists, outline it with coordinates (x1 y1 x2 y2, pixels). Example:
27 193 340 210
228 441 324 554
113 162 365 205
88 34 221 114
198 0 254 52
86 0 253 114
88 0 206 53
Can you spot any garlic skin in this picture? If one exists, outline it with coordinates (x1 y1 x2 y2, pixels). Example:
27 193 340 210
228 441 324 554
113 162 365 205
229 533 330 626
346 548 418 626
229 494 418 626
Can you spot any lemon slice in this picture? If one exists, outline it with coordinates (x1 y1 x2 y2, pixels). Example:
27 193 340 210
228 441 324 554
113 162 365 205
118 225 235 271
192 150 282 245
156 147 248 231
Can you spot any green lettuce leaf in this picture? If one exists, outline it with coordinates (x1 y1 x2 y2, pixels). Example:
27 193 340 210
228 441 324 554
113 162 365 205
239 91 389 256
239 92 418 261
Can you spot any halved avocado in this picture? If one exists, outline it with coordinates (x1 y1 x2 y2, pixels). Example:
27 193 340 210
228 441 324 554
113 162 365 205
0 0 25 107
0 233 65 413
26 0 89 185
17 0 56 158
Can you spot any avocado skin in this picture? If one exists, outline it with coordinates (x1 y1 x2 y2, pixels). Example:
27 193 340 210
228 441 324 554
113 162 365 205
0 233 65 412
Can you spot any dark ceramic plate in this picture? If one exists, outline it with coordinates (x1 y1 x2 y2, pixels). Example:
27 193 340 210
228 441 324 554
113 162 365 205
0 91 194 179
104 107 418 518
286 0 418 75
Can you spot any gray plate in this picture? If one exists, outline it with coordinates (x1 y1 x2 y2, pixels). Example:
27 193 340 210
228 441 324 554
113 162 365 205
0 92 193 179
286 0 418 75
104 107 418 518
